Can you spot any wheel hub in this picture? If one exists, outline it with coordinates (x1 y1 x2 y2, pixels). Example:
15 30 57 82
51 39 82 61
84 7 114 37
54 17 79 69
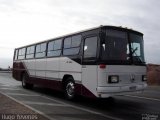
66 82 75 97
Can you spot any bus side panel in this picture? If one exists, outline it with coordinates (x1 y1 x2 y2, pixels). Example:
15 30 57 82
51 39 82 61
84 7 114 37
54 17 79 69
24 59 35 77
81 65 98 97
35 59 46 78
59 57 82 91
46 57 60 80
29 76 63 91
24 58 62 90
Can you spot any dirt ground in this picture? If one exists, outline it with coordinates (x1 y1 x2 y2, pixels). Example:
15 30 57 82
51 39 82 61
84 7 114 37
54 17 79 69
147 64 160 85
0 93 49 120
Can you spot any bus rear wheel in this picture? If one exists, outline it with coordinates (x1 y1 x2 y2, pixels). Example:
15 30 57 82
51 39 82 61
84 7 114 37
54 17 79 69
22 73 33 89
64 78 75 100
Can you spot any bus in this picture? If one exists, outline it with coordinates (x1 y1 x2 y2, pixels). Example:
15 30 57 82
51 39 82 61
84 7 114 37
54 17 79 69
12 25 147 99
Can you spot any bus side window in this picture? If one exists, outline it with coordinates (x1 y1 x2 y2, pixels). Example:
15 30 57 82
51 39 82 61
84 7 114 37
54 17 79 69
14 49 18 60
83 37 98 59
18 48 26 60
26 45 35 59
63 35 81 56
35 43 46 58
47 39 62 57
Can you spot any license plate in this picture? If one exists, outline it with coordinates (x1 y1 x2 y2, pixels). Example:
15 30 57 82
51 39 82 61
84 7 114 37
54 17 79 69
129 86 136 91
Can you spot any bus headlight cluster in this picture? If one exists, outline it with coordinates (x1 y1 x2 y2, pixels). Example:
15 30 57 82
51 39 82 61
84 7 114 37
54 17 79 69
108 75 119 83
142 75 147 81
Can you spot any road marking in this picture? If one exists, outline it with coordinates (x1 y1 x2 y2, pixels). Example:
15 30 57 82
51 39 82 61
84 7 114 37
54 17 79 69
0 84 14 87
41 95 70 105
124 95 160 102
1 91 122 120
41 95 122 120
23 101 69 106
0 88 21 90
6 93 40 96
0 91 57 120
0 83 122 119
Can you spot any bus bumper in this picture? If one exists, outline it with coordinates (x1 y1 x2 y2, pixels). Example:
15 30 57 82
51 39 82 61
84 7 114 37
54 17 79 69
96 83 147 98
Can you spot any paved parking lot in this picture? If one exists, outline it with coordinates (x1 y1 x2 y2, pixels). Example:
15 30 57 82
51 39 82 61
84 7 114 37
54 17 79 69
0 72 160 120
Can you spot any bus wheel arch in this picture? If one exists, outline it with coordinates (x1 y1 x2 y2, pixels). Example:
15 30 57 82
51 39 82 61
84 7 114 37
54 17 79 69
62 75 75 100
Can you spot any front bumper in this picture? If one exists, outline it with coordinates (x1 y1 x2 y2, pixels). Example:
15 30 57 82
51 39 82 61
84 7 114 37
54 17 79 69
97 83 147 98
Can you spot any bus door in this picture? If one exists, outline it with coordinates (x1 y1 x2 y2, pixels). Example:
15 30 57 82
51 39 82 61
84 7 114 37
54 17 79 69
81 36 98 97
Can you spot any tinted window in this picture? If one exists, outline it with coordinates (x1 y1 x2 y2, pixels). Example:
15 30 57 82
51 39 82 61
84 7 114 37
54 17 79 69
41 43 46 52
48 41 54 51
47 50 61 57
63 35 82 56
64 37 71 48
27 46 35 54
72 35 81 47
63 48 79 55
18 48 26 55
101 30 128 61
26 54 34 59
84 37 97 59
47 39 62 57
130 33 145 63
35 43 46 58
36 44 41 53
54 39 62 50
18 48 26 59
26 45 35 59
48 39 62 51
14 50 18 60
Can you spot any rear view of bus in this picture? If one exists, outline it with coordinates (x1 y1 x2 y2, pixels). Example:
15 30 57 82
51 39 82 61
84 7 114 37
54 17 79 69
94 27 147 98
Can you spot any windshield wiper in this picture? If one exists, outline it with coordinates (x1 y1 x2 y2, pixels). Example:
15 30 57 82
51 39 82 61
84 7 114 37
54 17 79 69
131 47 138 55
131 47 144 63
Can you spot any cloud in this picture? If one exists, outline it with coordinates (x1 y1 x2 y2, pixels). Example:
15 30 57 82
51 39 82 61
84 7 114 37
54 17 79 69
0 0 160 67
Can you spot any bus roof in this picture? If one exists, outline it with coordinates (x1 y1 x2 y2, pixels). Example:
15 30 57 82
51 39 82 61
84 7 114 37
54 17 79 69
15 25 143 49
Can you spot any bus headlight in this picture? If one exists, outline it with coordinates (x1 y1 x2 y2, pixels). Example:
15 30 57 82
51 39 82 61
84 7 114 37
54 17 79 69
108 75 119 83
142 75 147 81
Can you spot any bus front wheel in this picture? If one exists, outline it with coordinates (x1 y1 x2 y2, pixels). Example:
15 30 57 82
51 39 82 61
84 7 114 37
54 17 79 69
64 78 75 100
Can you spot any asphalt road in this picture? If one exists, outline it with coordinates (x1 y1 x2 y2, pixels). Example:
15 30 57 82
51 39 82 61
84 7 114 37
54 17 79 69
0 72 160 120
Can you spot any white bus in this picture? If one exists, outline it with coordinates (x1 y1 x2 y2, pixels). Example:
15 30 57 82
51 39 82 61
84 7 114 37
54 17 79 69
13 25 147 99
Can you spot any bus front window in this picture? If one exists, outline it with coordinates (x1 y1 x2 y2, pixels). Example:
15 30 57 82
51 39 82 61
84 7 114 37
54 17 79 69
101 29 145 65
101 30 130 63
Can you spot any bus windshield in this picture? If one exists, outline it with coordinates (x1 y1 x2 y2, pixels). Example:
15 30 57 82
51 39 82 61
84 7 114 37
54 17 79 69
101 29 145 64
130 33 145 64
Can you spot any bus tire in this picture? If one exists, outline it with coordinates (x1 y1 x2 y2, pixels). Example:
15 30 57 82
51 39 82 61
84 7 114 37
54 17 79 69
64 77 75 100
22 73 33 89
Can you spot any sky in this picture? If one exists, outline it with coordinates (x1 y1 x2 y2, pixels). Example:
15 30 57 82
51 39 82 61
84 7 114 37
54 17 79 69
0 0 160 68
